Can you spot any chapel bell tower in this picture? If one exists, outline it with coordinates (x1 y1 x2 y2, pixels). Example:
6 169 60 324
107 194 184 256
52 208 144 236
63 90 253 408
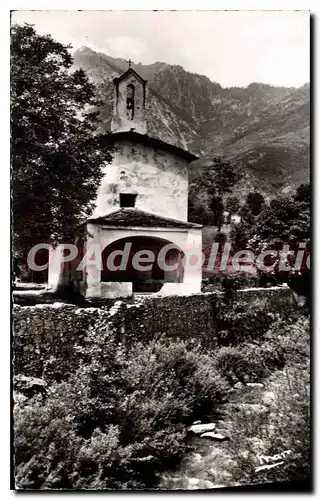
111 61 147 135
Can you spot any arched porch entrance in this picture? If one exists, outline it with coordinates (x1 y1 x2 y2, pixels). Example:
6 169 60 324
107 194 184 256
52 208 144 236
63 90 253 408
101 236 184 293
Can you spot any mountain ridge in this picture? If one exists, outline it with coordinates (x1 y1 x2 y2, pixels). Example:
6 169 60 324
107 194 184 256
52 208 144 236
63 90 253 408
73 47 310 197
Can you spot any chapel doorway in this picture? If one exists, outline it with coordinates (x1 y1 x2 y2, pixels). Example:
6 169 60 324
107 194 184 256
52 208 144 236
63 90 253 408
101 236 184 293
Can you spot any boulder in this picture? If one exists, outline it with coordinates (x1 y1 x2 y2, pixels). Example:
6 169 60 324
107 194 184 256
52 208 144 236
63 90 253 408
246 382 264 388
14 374 47 397
134 455 157 463
132 455 160 466
200 432 229 441
192 420 201 425
234 382 244 389
263 391 276 403
188 423 216 435
13 391 27 404
186 478 216 490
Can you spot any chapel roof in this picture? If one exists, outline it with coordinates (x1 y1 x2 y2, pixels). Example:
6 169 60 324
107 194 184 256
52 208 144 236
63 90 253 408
87 208 202 229
102 131 198 163
113 67 148 85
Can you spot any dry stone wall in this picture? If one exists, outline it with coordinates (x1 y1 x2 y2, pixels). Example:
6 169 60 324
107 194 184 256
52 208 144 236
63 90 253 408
13 286 297 380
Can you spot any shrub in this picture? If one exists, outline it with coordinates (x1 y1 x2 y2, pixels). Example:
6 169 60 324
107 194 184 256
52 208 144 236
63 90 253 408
14 333 230 490
201 274 260 293
215 305 275 346
264 316 310 366
223 365 310 487
214 315 309 384
215 313 310 487
214 342 285 384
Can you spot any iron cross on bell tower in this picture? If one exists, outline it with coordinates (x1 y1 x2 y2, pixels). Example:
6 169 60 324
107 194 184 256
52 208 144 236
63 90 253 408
127 58 132 68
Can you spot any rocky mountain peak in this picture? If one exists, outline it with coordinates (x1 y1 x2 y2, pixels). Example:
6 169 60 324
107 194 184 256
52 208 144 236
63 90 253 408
73 47 309 196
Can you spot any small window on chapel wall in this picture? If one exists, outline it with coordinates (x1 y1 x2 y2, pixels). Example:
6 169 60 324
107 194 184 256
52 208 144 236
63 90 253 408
120 193 137 208
126 84 135 119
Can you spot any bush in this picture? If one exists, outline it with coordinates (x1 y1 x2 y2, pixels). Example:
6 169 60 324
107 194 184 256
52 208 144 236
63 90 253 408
14 300 310 490
214 314 309 384
206 278 277 346
223 365 310 487
214 342 285 384
14 332 230 490
201 274 260 293
264 316 310 366
214 314 310 486
215 305 275 346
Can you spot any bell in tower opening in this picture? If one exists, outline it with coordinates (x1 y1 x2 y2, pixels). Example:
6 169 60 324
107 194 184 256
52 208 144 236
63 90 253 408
126 84 135 120
111 66 147 134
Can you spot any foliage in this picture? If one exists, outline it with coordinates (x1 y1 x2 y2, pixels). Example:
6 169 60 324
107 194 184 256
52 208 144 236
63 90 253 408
201 274 260 293
223 365 310 487
230 183 310 252
246 191 265 216
213 315 309 384
248 183 310 252
11 24 113 254
229 183 310 301
202 157 240 197
214 342 285 384
238 204 255 225
263 315 310 366
221 275 260 293
187 195 212 225
251 184 310 301
213 312 288 381
209 195 224 229
188 157 240 226
14 310 310 490
14 331 230 490
225 196 240 215
214 314 310 486
160 314 310 490
229 220 251 251
223 312 310 488
215 304 275 347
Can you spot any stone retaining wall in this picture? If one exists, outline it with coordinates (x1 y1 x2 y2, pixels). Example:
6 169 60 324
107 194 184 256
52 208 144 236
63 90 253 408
13 286 297 379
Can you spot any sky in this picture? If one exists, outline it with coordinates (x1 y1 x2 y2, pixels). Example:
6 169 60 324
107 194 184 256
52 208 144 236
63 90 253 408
11 10 310 88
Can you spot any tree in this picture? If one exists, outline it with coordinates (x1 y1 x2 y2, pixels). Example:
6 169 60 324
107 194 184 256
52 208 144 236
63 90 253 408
232 184 310 300
238 203 254 225
294 183 310 206
187 196 212 225
203 157 240 197
230 221 251 252
188 157 240 227
246 191 265 216
209 195 224 229
225 196 240 215
249 191 309 250
11 24 113 255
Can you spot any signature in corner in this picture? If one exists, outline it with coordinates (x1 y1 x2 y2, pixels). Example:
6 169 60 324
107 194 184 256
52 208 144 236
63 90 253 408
255 450 292 472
